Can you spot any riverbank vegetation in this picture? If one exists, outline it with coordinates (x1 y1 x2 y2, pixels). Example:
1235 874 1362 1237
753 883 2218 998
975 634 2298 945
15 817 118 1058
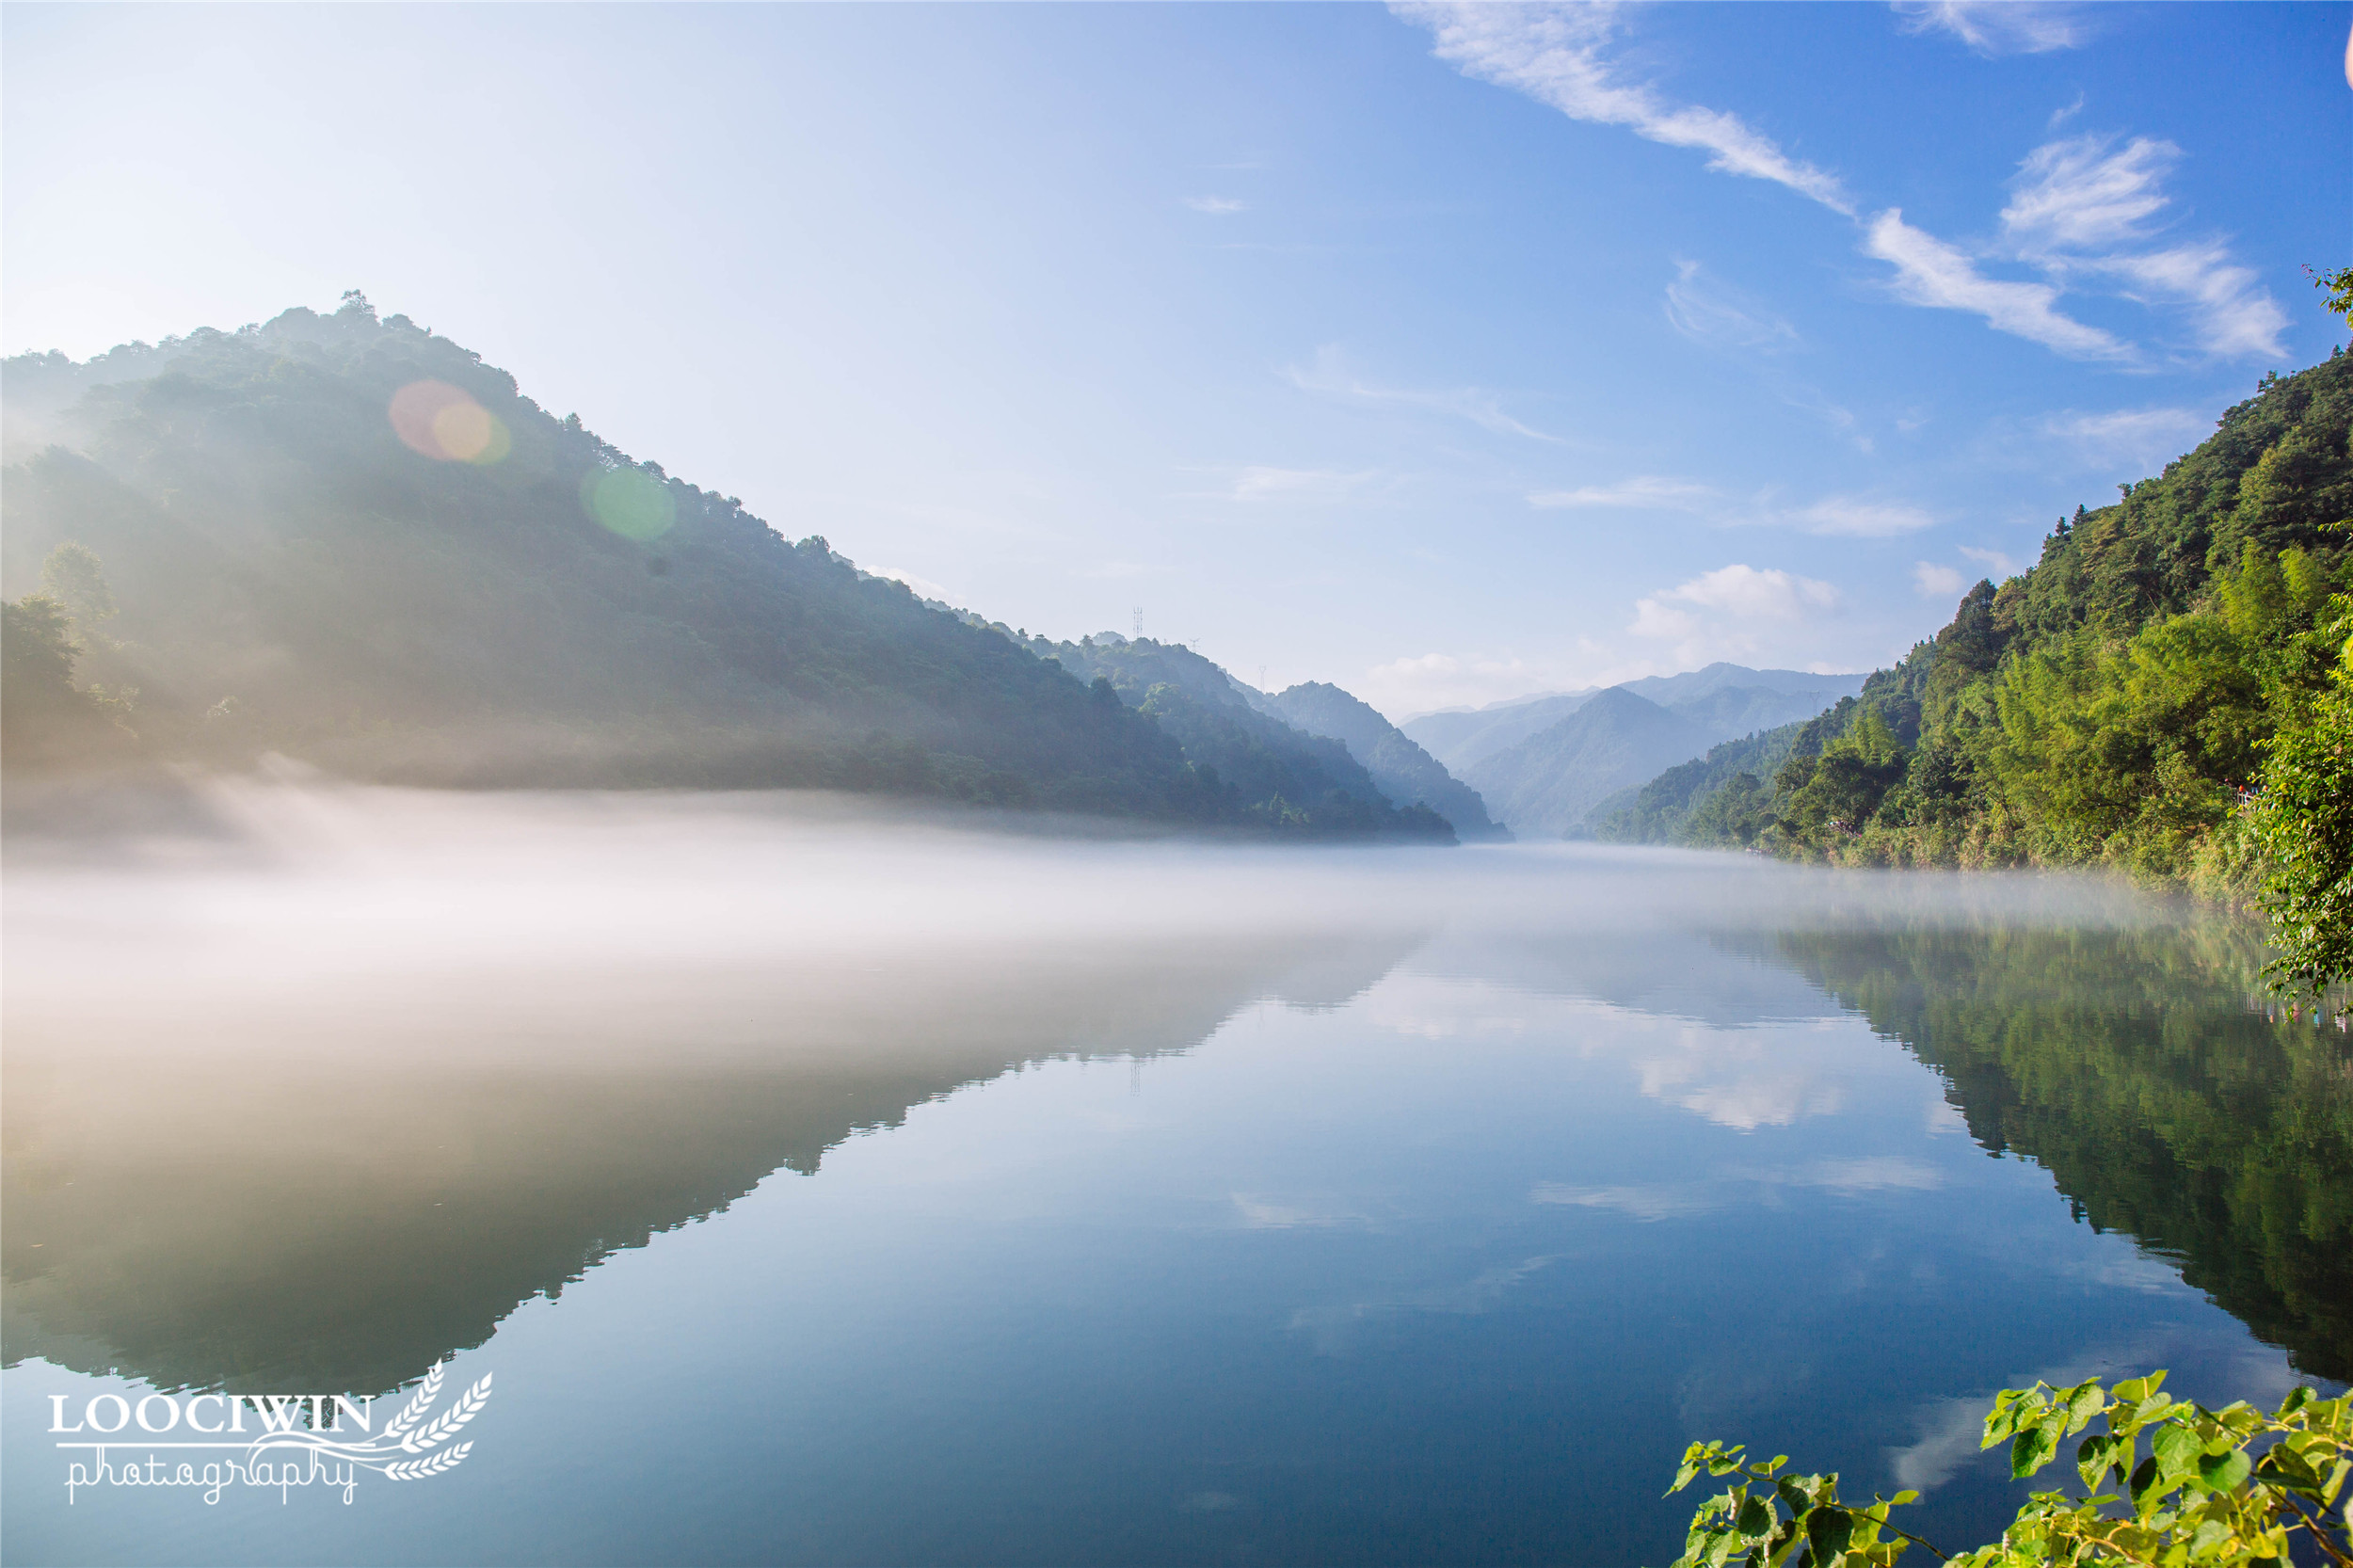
1607 336 2353 993
1667 1375 2350 1568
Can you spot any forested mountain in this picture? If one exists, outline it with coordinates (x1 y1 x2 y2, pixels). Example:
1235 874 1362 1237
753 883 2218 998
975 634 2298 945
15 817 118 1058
1249 680 1508 840
1621 351 2352 903
1401 665 1860 779
1588 716 1811 848
1403 691 1602 776
1006 632 1454 840
1463 686 1714 839
0 296 1446 838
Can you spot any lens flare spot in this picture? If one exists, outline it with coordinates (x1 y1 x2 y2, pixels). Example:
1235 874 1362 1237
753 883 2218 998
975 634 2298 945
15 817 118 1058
390 380 510 464
582 467 677 541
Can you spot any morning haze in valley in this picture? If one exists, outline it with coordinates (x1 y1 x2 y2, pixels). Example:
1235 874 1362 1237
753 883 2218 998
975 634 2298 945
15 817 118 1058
4 6 2350 1568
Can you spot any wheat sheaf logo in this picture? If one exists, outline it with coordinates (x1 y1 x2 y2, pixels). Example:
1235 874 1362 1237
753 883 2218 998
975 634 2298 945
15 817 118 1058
249 1362 496 1479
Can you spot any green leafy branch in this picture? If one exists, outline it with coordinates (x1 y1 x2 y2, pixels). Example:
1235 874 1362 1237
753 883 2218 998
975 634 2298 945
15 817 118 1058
1665 1374 2353 1568
1666 1441 1938 1568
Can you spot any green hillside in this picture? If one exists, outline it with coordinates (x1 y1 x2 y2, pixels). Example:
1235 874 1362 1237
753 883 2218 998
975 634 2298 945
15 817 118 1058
1012 632 1455 840
1589 717 1808 848
0 297 1441 839
1625 348 2352 983
1252 680 1508 840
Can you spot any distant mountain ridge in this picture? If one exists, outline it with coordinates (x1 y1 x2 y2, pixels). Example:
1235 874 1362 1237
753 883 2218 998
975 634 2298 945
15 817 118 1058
1463 687 1715 840
1404 664 1864 838
1401 664 1861 779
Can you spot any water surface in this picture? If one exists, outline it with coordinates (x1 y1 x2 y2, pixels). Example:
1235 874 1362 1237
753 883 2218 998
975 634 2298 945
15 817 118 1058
5 786 2347 1565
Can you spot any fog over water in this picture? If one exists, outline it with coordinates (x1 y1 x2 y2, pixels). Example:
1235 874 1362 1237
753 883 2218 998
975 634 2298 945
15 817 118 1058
4 784 2341 1568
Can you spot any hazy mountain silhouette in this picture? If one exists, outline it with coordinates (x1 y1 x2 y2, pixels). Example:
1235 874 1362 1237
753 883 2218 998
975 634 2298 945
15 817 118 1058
1401 664 1858 782
1405 666 1860 838
1251 680 1508 840
1463 687 1714 839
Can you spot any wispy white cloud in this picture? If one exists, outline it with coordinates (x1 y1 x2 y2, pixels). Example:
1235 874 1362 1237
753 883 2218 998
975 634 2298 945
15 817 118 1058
1528 475 1715 509
2002 136 2287 358
1631 564 1843 646
1393 2 1854 214
1959 544 2022 578
1664 259 1802 352
1225 464 1385 504
1183 195 1247 215
1362 649 1564 715
1913 561 1967 598
1285 344 1561 442
2093 242 2287 358
1865 210 2131 360
1524 482 1930 536
1397 5 2270 366
2002 135 2175 249
1894 2 2088 56
1779 386 1875 453
1795 496 1938 536
2039 405 2208 465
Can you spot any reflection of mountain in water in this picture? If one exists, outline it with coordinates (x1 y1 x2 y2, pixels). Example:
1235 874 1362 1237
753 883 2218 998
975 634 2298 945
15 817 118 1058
2 932 1419 1400
1435 928 1843 1028
1769 925 2353 1381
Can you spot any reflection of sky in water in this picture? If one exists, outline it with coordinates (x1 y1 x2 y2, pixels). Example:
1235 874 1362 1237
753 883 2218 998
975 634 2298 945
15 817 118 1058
2 786 2340 1567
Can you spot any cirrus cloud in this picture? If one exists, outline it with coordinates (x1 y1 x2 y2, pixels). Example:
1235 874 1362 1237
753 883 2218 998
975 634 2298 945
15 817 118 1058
1894 2 2088 56
1392 2 1854 214
1529 475 1717 509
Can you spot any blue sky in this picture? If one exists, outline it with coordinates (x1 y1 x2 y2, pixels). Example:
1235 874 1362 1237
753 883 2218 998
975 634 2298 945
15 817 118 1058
5 3 2347 717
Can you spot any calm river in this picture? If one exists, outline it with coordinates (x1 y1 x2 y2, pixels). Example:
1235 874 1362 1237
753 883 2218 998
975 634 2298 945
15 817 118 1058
4 785 2346 1566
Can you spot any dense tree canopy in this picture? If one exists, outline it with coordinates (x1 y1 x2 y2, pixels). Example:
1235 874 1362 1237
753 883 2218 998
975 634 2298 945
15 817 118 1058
1614 348 2353 990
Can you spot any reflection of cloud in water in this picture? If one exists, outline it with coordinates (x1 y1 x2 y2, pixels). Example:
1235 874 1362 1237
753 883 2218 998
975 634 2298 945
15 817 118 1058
1288 1256 1558 1354
1629 1021 1850 1130
1421 930 1845 1030
1792 1157 1945 1193
1357 969 1864 1132
1886 1329 2316 1495
1533 1182 1716 1222
1887 1393 1994 1496
1534 1160 1946 1222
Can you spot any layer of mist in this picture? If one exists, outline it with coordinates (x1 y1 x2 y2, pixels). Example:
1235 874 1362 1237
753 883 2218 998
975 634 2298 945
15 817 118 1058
13 780 2334 1402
